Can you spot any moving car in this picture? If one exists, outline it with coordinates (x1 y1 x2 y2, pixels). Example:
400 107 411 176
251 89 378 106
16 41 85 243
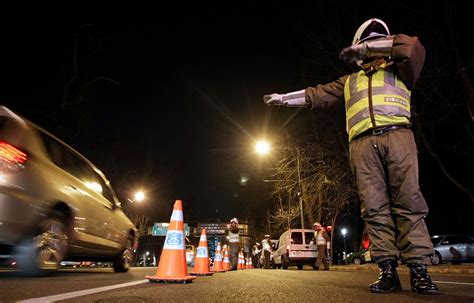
0 106 138 276
430 235 474 265
272 229 318 270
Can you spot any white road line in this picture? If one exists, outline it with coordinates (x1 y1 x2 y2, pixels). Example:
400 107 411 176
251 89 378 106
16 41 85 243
18 279 149 303
433 280 474 286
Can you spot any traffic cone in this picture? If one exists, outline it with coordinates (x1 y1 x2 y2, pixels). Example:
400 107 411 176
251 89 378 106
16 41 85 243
212 242 225 272
146 200 196 283
222 248 231 271
190 228 213 276
246 257 254 269
237 251 244 270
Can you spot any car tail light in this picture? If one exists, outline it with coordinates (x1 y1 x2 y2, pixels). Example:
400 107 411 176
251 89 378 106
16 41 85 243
0 140 27 171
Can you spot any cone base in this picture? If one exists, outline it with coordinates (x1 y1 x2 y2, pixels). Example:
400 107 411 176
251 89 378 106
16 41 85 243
190 271 214 276
146 274 196 283
212 269 226 273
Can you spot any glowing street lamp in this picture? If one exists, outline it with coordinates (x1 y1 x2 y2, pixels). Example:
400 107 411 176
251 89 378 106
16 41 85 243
134 191 145 202
128 190 146 203
255 140 270 155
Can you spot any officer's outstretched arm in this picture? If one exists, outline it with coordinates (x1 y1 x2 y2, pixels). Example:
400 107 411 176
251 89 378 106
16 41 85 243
263 89 308 107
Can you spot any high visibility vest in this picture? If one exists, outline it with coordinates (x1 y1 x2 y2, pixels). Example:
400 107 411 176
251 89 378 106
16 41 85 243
228 230 240 243
344 65 411 142
315 230 326 246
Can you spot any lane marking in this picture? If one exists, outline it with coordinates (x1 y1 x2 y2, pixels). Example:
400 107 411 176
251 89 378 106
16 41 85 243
19 279 149 303
433 280 474 286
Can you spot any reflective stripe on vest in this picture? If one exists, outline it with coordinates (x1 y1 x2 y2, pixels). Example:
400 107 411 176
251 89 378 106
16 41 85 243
344 67 411 141
228 231 240 243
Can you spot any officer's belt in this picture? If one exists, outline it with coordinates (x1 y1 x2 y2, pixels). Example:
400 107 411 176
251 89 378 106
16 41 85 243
352 124 411 141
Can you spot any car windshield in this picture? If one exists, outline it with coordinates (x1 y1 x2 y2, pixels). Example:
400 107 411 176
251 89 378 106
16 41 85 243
430 236 443 245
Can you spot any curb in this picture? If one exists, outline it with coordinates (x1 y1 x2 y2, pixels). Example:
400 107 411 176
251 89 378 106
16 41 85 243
328 264 474 274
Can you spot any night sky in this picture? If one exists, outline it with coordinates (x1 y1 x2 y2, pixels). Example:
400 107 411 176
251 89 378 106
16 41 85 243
2 3 472 235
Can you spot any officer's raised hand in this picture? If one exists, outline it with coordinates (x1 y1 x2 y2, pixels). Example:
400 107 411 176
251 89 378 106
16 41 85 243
263 90 307 107
339 43 367 64
263 93 283 106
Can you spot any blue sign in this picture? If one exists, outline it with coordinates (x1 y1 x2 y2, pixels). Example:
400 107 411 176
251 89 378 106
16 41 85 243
152 223 190 236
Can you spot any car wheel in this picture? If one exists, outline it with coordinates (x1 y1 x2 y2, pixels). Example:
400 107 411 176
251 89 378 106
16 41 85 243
15 210 69 276
281 255 289 269
430 251 442 265
353 257 362 265
113 236 134 272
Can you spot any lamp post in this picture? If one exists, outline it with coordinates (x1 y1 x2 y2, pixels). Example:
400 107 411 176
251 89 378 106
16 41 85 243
256 140 305 229
295 147 304 229
341 228 347 263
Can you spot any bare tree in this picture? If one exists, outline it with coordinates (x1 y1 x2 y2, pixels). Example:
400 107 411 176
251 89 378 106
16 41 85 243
125 212 151 237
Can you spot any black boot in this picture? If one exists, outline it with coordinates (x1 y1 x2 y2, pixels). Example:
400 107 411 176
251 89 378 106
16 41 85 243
369 260 402 293
407 263 440 295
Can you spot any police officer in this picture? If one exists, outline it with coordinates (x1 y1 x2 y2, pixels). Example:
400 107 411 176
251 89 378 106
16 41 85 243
312 222 330 270
252 242 262 268
263 18 438 295
261 235 273 269
226 218 241 270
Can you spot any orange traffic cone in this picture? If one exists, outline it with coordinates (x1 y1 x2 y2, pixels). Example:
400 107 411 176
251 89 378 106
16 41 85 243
212 242 225 272
146 200 196 283
237 251 245 270
222 248 231 271
246 257 254 269
190 228 213 276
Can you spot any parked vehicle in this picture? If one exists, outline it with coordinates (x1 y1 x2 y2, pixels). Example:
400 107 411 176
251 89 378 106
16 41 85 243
272 229 317 270
345 249 367 265
430 235 474 265
0 106 138 276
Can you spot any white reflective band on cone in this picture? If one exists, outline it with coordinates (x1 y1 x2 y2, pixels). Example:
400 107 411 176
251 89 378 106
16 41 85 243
170 210 183 222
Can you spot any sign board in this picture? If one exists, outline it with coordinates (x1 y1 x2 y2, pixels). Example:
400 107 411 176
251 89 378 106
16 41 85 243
152 223 190 236
196 223 249 236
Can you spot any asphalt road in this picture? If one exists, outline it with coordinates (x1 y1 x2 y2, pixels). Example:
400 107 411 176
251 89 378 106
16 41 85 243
1 266 473 302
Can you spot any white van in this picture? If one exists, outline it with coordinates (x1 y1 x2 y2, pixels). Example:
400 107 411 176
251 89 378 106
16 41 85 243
272 229 318 270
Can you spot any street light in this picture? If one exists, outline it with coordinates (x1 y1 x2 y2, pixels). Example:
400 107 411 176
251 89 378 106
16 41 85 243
255 140 305 229
128 190 146 203
341 228 347 263
255 140 270 155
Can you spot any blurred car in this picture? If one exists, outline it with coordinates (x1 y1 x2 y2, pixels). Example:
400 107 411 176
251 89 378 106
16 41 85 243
0 106 138 276
272 229 317 270
186 244 196 266
430 235 474 265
